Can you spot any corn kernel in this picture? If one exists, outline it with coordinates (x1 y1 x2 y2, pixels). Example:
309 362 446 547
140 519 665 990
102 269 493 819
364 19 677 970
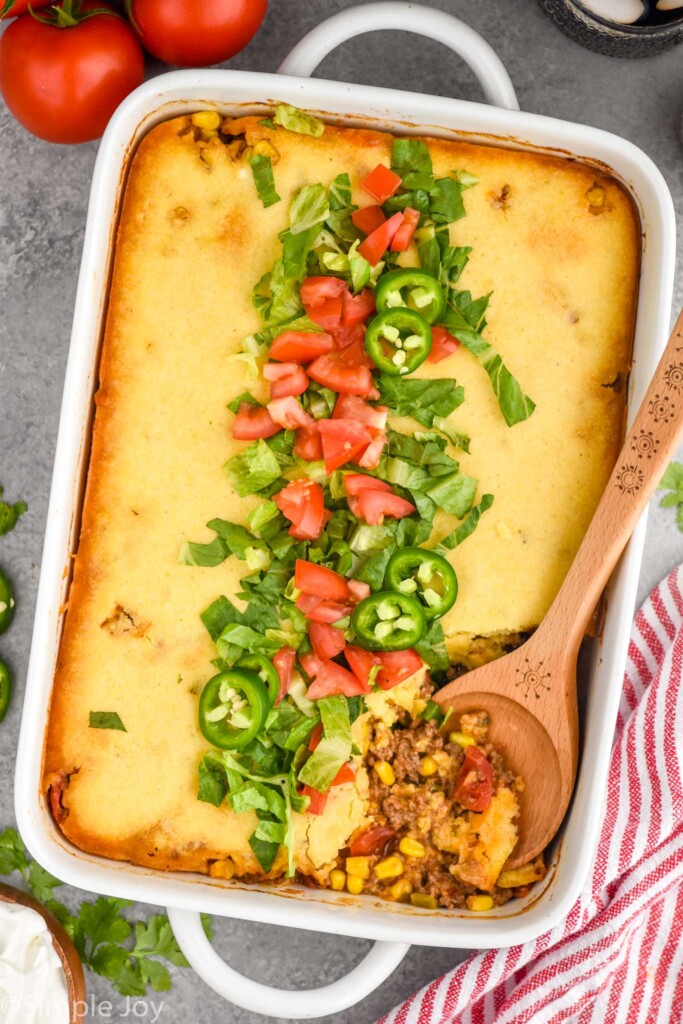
192 110 221 131
374 856 404 880
253 138 280 163
208 858 235 880
399 837 426 859
345 856 371 879
467 894 494 912
449 731 476 748
419 756 438 777
496 856 545 889
330 869 346 891
347 875 364 895
410 893 438 910
390 879 413 901
373 760 396 786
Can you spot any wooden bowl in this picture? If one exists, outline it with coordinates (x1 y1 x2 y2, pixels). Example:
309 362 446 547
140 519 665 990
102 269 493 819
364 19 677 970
0 882 86 1023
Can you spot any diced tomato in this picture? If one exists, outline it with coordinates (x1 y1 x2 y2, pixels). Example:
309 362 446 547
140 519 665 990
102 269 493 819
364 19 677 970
351 205 386 235
306 294 343 331
361 164 402 203
273 646 296 705
289 509 331 542
345 645 382 688
294 424 323 462
342 288 376 327
375 649 424 690
332 762 356 785
331 322 367 352
355 488 416 526
390 207 420 252
333 333 375 369
317 419 373 473
308 621 346 661
307 660 369 699
308 354 374 397
263 362 309 399
333 394 388 430
358 212 404 266
296 593 354 624
301 783 328 815
428 326 460 364
349 825 395 856
295 560 350 601
357 431 387 469
274 480 326 541
269 331 334 363
300 276 346 308
300 651 323 680
308 721 323 751
453 747 494 813
232 402 280 440
267 396 314 430
343 473 393 498
347 578 371 603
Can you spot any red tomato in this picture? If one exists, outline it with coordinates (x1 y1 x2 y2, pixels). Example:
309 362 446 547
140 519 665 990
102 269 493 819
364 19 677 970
300 652 323 681
343 474 393 498
428 326 460 364
307 661 369 699
344 645 382 688
0 4 144 144
375 649 423 689
269 331 334 363
1 0 52 17
391 207 420 252
308 621 346 661
358 213 405 266
274 480 326 541
301 783 328 815
351 205 386 236
232 402 280 440
332 762 356 785
306 295 343 331
273 646 296 705
349 825 395 855
317 419 373 473
357 432 386 469
347 579 371 603
300 277 346 307
130 0 267 67
308 721 323 750
361 164 402 203
296 594 354 624
266 396 314 430
295 560 350 602
342 289 376 328
263 362 308 399
355 489 416 526
453 747 494 812
294 425 323 462
331 322 367 353
334 394 388 431
308 355 374 397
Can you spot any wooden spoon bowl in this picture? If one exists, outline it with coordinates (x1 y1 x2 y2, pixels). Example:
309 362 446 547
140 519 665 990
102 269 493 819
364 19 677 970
436 308 683 870
0 882 86 1023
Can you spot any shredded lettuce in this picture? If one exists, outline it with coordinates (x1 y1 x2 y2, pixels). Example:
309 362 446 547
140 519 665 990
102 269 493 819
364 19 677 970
273 104 325 137
224 439 283 497
289 183 330 235
434 494 494 553
377 375 465 428
249 154 280 208
390 138 434 191
297 695 352 792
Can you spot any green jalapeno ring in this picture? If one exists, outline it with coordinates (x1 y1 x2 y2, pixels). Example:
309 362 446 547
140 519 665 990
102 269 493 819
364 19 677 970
365 308 432 376
236 653 280 708
198 668 270 750
385 547 458 621
0 569 15 635
351 590 426 651
0 660 11 724
375 268 446 325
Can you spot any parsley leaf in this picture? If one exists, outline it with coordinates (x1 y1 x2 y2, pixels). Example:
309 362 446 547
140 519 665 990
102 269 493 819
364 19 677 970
658 461 683 532
0 827 28 875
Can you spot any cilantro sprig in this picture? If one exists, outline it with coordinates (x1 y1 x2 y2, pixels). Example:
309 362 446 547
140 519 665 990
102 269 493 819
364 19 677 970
658 462 683 531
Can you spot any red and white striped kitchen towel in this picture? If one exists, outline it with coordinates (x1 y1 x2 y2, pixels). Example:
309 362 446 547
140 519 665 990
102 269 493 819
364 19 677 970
378 565 683 1024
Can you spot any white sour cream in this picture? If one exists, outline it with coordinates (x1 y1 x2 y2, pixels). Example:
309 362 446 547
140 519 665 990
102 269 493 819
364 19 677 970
0 902 70 1023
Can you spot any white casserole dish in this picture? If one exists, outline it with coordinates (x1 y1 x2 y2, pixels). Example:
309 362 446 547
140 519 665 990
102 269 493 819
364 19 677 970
15 3 676 1018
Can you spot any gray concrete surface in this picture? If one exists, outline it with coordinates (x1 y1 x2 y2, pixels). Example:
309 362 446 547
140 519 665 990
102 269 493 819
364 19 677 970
1 0 682 1020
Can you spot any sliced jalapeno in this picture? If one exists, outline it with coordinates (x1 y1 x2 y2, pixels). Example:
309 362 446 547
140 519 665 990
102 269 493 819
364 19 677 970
236 653 279 707
375 268 446 325
198 669 269 750
351 591 425 651
0 569 15 635
385 548 458 620
365 309 432 376
0 660 11 724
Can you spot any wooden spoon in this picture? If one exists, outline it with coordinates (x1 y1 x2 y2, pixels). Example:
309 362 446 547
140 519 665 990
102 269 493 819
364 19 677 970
0 882 86 1022
435 308 683 869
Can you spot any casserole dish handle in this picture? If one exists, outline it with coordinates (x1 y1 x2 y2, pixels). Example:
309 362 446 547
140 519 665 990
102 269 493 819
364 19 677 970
278 1 520 111
167 906 409 1019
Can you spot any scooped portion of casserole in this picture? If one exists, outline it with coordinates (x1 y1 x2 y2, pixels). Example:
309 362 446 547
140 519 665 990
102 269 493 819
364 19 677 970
43 106 638 910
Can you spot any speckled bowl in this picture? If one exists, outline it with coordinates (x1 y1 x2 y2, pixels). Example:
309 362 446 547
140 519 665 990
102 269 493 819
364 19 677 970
0 882 86 1023
538 0 683 56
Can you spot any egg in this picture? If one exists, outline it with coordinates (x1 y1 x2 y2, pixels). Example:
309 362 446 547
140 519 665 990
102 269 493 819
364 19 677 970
655 0 683 9
578 0 649 23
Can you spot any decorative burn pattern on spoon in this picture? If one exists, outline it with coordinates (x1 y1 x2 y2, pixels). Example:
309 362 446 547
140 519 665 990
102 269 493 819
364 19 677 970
630 429 659 460
615 351 681 493
616 463 645 495
515 658 551 699
663 363 683 394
